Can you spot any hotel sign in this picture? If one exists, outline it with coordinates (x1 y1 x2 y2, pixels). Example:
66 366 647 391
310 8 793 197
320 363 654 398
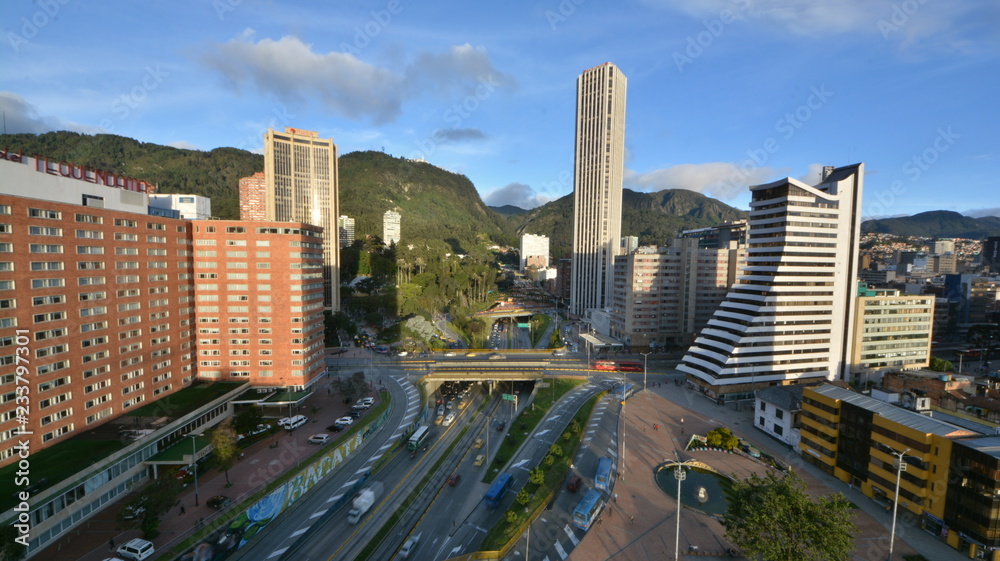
1 148 154 193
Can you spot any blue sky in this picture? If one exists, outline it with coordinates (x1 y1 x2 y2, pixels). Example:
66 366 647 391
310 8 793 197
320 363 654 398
1 0 997 219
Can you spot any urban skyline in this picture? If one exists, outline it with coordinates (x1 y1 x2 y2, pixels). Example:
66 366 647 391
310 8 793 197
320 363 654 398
0 1 996 220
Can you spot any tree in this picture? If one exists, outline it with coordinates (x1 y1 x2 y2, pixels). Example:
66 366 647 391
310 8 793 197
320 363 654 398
516 489 531 506
0 525 26 561
929 356 955 372
725 471 855 561
118 478 182 540
549 443 564 457
211 419 239 487
233 406 263 436
705 427 740 450
529 467 545 486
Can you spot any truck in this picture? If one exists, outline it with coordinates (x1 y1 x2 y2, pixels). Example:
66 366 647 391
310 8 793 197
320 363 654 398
347 482 383 524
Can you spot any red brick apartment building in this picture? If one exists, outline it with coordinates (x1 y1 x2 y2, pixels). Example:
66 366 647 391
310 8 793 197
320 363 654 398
191 221 327 389
0 191 196 469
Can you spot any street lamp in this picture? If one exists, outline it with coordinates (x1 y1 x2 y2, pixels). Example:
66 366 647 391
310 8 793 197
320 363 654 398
887 447 910 561
189 433 202 506
673 459 700 560
641 352 652 389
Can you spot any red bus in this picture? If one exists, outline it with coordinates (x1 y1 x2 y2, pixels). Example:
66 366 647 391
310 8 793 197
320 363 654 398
592 360 643 372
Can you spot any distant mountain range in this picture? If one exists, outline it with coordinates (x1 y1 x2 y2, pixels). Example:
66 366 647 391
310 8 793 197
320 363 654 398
861 211 1000 239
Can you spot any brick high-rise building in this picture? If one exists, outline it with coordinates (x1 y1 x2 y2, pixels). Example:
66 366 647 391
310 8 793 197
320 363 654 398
192 221 326 389
0 153 196 467
238 171 267 221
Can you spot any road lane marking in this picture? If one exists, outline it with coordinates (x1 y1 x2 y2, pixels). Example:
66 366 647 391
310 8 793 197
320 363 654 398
327 494 343 503
290 527 309 537
267 548 288 558
554 540 568 559
564 525 580 545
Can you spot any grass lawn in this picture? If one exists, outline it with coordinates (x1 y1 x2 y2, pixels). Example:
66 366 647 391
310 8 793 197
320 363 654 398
0 439 128 513
529 314 552 348
486 378 583 482
126 382 245 418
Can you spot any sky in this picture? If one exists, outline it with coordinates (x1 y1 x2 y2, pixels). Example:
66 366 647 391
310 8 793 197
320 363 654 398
1 0 997 220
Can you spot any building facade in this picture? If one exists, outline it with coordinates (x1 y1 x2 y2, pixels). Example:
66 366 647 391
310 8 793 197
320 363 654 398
679 164 864 401
571 62 626 316
149 194 211 220
191 221 326 390
238 171 267 221
338 215 355 249
263 127 340 310
851 284 934 385
609 238 745 350
520 233 549 271
383 210 401 245
0 156 197 468
800 384 1000 559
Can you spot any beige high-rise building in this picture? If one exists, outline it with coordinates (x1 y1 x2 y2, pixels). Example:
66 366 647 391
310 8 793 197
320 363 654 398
263 127 339 310
851 284 934 384
383 209 401 244
571 62 627 316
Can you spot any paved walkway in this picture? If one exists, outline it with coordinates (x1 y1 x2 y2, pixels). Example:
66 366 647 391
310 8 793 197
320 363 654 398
33 352 379 561
568 374 963 561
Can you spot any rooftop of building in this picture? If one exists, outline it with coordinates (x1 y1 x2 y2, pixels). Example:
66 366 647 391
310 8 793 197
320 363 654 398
755 384 804 411
885 369 976 383
811 384 978 438
0 382 243 512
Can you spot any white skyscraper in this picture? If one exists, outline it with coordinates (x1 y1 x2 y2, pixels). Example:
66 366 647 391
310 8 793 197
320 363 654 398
679 164 865 402
570 62 627 316
520 233 550 271
383 209 401 244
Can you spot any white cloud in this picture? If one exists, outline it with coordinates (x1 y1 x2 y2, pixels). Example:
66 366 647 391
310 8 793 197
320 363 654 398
483 182 552 210
167 140 199 150
0 92 96 135
647 0 984 48
624 162 782 200
199 32 512 124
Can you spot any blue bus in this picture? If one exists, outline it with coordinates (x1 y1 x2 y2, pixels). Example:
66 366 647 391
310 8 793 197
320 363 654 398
484 473 514 508
594 457 613 492
572 489 605 531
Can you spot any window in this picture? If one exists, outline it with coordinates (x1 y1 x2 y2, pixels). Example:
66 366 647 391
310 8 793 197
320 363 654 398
75 213 103 224
115 247 138 255
28 208 61 219
29 244 62 254
32 295 65 306
29 226 62 236
114 218 137 228
775 409 784 420
115 232 138 242
76 229 103 239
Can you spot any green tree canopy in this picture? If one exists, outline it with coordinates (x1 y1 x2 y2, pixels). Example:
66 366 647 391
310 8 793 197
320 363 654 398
725 471 856 561
211 418 239 486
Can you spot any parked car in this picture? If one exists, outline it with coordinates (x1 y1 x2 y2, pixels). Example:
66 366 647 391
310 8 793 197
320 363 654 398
207 495 231 510
116 538 155 560
308 434 331 445
327 423 344 432
334 416 354 426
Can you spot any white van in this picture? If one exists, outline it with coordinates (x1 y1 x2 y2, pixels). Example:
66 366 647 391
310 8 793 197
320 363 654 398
279 415 308 430
117 538 155 560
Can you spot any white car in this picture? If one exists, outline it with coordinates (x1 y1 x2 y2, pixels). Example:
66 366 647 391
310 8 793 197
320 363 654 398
443 413 456 426
397 351 408 357
443 351 456 357
358 397 375 408
399 534 420 559
334 416 354 426
308 434 330 445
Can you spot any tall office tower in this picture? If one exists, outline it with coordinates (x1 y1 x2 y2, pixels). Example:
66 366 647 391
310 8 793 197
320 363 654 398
264 127 339 310
338 215 355 248
932 239 955 255
520 233 550 271
238 172 267 221
982 237 1000 273
620 236 638 255
679 164 865 402
570 62 627 316
850 284 934 385
383 210 401 244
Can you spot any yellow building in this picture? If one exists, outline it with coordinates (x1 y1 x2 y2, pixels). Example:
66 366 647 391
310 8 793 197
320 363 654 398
801 384 1000 559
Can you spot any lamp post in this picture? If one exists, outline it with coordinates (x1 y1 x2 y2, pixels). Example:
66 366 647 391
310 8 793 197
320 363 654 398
673 459 700 560
641 352 652 389
189 433 201 506
887 447 910 561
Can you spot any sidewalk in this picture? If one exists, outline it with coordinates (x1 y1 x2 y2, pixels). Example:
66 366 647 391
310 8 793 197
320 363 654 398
33 374 381 561
570 382 928 561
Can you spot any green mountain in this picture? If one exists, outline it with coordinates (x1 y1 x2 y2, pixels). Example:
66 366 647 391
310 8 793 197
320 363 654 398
488 204 530 216
862 211 1000 238
513 188 747 256
0 131 259 219
0 132 512 251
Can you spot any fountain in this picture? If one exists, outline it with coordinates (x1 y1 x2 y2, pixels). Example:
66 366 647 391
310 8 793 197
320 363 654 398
656 463 733 516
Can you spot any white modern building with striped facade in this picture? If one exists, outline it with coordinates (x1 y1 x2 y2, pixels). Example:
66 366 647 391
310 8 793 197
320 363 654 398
571 62 626 316
679 164 864 402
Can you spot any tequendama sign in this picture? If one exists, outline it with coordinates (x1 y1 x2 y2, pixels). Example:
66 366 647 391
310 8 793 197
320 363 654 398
1 147 155 193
